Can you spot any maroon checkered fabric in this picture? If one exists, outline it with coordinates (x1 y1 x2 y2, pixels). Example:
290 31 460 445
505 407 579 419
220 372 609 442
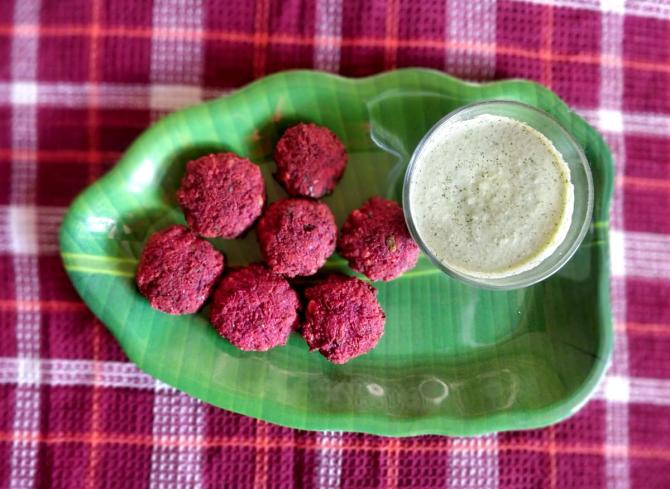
1 0 669 488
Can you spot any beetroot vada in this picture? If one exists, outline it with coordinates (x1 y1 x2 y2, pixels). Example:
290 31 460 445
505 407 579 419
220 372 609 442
210 264 301 351
177 152 265 238
274 123 347 198
338 196 419 281
301 275 386 364
136 225 224 315
256 198 337 277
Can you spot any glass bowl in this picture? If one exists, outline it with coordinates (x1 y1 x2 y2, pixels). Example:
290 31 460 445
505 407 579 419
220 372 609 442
402 100 594 290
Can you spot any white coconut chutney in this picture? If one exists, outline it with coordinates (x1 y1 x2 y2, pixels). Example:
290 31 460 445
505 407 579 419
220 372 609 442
409 114 574 278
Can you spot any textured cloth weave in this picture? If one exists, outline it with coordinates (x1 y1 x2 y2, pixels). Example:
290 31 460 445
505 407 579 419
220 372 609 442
1 0 669 488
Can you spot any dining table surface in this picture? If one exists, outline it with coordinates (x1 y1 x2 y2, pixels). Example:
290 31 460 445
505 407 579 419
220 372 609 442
0 0 669 487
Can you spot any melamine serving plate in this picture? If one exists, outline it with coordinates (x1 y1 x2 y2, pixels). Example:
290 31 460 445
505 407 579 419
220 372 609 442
60 69 614 436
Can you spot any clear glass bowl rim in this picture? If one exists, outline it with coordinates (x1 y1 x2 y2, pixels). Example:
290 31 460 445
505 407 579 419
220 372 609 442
401 99 595 290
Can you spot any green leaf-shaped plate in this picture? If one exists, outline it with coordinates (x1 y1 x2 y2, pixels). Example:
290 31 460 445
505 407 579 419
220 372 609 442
60 69 613 436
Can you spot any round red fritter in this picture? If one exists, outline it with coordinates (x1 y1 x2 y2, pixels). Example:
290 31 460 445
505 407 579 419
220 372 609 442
136 225 224 315
302 275 386 364
256 198 337 277
338 197 420 281
210 264 301 351
274 123 348 198
177 152 265 238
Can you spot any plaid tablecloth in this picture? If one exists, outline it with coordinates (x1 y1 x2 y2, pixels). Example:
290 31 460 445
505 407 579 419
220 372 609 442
1 0 669 488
